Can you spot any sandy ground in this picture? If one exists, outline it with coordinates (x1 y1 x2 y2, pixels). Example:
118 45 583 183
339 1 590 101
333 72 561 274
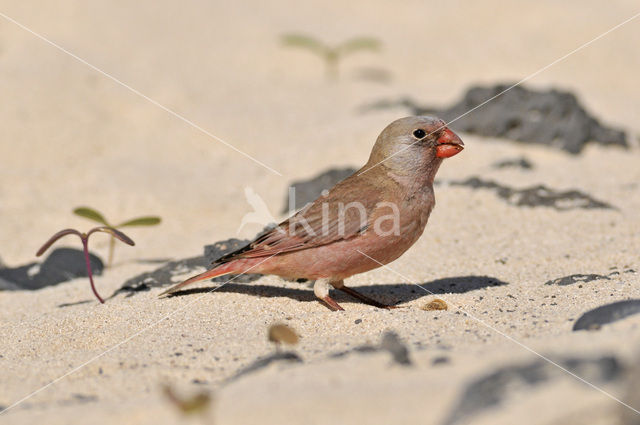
1 0 640 424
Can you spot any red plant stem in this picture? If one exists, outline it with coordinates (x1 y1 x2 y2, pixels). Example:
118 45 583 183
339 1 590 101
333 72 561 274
81 236 104 303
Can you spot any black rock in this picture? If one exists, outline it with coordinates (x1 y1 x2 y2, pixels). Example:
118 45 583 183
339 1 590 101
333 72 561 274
545 273 611 286
443 176 614 210
117 256 207 294
329 330 412 366
492 157 534 170
204 238 262 284
283 167 357 213
0 248 103 291
117 238 260 296
443 356 621 425
380 331 412 366
545 269 634 286
431 356 450 365
365 84 627 154
204 238 251 264
225 351 303 383
573 299 640 331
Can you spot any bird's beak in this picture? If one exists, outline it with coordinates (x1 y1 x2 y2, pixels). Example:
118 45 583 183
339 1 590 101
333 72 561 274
435 128 464 158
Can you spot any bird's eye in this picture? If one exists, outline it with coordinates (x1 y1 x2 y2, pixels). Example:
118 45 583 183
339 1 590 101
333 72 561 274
412 129 426 139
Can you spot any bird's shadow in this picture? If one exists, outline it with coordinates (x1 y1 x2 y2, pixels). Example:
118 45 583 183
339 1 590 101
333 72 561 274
166 275 508 305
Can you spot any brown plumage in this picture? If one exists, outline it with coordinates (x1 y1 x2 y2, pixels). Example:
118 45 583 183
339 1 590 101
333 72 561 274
161 116 464 310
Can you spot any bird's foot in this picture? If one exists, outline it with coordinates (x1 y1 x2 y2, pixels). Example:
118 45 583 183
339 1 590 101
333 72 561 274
320 295 345 311
314 279 345 311
314 279 399 311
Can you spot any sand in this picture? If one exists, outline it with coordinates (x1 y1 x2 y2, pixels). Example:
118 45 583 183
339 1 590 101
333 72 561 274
1 1 639 424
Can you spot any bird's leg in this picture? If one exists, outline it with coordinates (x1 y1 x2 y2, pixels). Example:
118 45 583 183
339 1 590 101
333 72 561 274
313 279 344 311
331 280 397 309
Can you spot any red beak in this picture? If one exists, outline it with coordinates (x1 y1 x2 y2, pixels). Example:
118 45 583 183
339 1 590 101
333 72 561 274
435 128 464 158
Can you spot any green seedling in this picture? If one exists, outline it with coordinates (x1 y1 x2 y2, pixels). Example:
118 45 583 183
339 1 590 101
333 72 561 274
281 33 381 80
73 206 160 267
36 227 135 303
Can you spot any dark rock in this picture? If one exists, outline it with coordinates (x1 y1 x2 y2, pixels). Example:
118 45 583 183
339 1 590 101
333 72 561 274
117 255 206 294
545 273 611 286
58 393 99 406
204 238 251 265
432 356 450 365
283 167 357 213
117 238 260 296
330 331 412 366
546 269 635 286
443 356 621 425
365 84 627 154
71 394 98 403
443 176 614 210
380 331 412 366
225 351 303 383
492 157 534 170
573 299 640 331
204 238 262 284
0 248 103 291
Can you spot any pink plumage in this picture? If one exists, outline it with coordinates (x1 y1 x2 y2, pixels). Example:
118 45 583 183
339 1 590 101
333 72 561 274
160 116 464 310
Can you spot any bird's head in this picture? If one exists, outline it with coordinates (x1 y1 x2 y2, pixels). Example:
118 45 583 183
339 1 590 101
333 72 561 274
366 116 464 180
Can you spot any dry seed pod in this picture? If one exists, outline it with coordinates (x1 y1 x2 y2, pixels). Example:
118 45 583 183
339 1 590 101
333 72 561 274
421 298 448 311
268 323 299 346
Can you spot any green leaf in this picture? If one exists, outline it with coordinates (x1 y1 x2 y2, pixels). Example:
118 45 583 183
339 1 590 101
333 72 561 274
73 207 110 225
337 37 381 55
117 216 161 227
281 33 327 54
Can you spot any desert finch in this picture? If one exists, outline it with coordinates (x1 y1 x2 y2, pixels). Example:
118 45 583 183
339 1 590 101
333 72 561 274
161 116 463 310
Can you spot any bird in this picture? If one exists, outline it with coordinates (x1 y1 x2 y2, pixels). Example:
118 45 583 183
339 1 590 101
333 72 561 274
160 116 464 310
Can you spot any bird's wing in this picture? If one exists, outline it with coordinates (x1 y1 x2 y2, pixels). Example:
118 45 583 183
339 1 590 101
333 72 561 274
215 174 386 263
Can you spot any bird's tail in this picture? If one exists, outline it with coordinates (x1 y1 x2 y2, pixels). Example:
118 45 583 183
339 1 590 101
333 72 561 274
159 262 236 297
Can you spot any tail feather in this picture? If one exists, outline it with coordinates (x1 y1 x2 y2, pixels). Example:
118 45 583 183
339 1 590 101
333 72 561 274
159 262 235 297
